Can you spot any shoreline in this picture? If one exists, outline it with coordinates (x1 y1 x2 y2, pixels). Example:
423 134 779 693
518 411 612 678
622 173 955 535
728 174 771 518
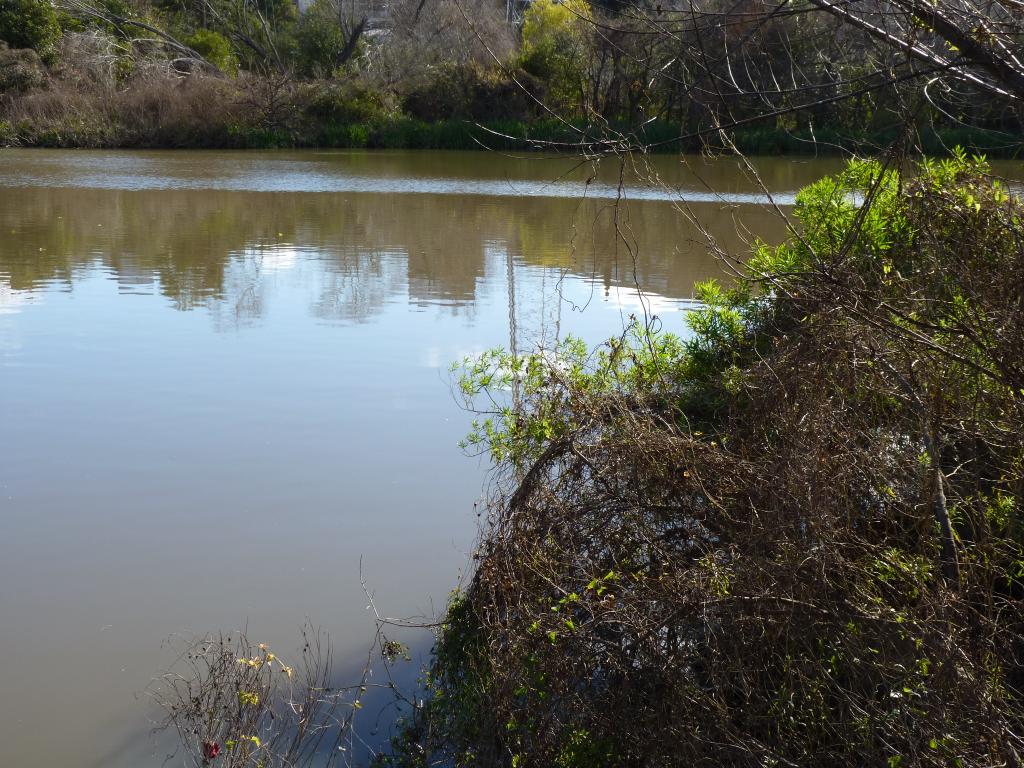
3 118 1020 157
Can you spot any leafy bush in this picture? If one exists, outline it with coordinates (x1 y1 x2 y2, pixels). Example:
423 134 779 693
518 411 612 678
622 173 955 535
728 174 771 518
184 28 238 75
305 82 396 124
0 119 16 145
0 0 61 60
516 0 590 111
293 0 359 77
391 154 1024 766
402 61 541 123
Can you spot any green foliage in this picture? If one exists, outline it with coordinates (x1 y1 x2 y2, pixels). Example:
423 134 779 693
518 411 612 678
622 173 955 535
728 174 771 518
747 158 909 280
184 28 238 75
0 0 61 61
56 0 131 36
376 592 500 768
253 0 296 23
554 728 614 767
517 0 590 112
520 0 590 57
293 0 356 77
402 62 540 123
225 121 293 148
306 82 396 124
457 325 695 466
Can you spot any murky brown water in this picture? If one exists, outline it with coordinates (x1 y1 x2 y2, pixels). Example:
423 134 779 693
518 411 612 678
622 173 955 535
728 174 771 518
0 149 842 767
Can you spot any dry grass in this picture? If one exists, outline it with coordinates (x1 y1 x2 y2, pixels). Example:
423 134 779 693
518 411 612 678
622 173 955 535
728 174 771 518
4 69 246 146
1 32 266 147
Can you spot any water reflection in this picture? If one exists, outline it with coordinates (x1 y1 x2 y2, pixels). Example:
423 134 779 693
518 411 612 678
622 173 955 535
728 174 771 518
0 184 789 323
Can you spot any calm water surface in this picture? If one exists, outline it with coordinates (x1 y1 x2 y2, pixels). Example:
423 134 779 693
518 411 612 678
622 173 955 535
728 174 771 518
0 149 840 767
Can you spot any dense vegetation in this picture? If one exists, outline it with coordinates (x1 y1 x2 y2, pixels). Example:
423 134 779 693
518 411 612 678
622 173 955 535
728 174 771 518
8 0 1013 757
375 153 1024 766
1 0 1022 151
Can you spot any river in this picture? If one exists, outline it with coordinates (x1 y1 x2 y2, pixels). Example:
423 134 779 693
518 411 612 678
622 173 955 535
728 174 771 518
0 148 842 767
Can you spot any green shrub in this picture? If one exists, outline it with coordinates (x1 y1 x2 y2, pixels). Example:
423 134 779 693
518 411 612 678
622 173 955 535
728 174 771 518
0 0 61 61
402 62 541 123
0 119 16 146
20 114 114 147
516 0 590 112
305 82 396 124
226 122 293 148
294 0 359 77
184 28 238 75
